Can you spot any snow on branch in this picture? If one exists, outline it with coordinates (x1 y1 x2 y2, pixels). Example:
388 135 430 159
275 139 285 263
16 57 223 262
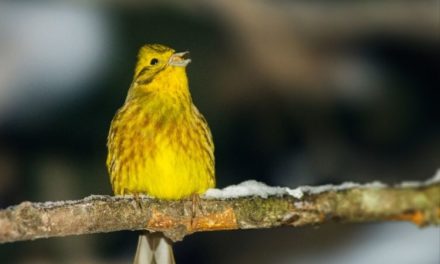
1 172 439 243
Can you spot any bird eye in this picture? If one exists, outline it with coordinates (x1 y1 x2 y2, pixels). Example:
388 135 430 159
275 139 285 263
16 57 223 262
150 58 159 65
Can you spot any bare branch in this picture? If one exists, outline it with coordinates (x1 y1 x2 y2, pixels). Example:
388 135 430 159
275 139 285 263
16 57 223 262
0 179 439 243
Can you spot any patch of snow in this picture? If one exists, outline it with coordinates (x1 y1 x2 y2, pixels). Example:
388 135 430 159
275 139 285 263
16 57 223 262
37 195 111 208
204 179 388 200
112 194 153 199
286 188 304 199
39 199 78 208
84 194 111 201
425 169 440 185
204 180 292 199
205 169 440 200
298 181 387 195
399 181 422 188
399 169 440 188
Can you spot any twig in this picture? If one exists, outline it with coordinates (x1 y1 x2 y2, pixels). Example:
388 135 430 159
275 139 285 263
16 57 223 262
0 178 439 243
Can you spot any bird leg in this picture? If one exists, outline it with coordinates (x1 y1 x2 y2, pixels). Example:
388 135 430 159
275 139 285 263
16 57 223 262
190 193 202 227
133 193 144 210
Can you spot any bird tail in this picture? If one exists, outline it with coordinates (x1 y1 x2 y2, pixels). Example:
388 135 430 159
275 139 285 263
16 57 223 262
133 232 175 264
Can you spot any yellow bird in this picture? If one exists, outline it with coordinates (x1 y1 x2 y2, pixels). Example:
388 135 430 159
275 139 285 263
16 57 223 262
106 44 215 263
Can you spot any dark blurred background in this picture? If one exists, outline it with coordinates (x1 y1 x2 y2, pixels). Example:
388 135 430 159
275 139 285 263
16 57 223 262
0 1 439 263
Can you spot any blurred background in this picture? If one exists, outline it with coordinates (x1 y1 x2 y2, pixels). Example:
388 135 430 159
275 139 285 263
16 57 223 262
0 0 439 263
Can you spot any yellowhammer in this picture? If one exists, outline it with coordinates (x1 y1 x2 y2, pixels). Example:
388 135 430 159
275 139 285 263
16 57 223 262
106 44 215 264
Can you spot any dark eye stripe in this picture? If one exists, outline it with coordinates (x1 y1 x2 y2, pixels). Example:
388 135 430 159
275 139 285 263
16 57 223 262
136 66 150 78
136 66 167 85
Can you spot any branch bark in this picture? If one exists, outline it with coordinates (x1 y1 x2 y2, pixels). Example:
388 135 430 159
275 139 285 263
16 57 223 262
0 180 439 244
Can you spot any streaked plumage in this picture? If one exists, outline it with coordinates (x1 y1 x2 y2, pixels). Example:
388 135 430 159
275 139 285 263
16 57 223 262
107 44 215 199
106 44 215 263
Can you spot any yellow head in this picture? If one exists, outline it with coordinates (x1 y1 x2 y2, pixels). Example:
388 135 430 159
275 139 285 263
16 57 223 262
133 44 191 86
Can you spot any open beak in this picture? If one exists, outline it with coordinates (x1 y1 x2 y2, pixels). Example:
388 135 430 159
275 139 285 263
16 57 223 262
168 51 191 67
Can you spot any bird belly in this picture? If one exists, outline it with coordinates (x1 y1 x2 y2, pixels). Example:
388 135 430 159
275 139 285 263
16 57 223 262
108 101 215 199
137 145 213 200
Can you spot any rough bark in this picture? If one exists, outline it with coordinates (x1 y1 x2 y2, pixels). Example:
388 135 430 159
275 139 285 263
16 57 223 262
0 181 439 243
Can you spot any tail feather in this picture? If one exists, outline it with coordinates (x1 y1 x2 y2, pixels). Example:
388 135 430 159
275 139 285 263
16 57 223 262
134 233 175 264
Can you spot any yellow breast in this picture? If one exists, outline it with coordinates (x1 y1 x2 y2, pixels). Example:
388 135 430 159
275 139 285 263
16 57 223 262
107 68 215 200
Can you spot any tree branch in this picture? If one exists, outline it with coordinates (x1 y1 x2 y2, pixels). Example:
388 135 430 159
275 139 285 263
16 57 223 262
1 177 439 244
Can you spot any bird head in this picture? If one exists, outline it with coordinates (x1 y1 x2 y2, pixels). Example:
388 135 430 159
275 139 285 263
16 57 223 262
134 44 191 83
